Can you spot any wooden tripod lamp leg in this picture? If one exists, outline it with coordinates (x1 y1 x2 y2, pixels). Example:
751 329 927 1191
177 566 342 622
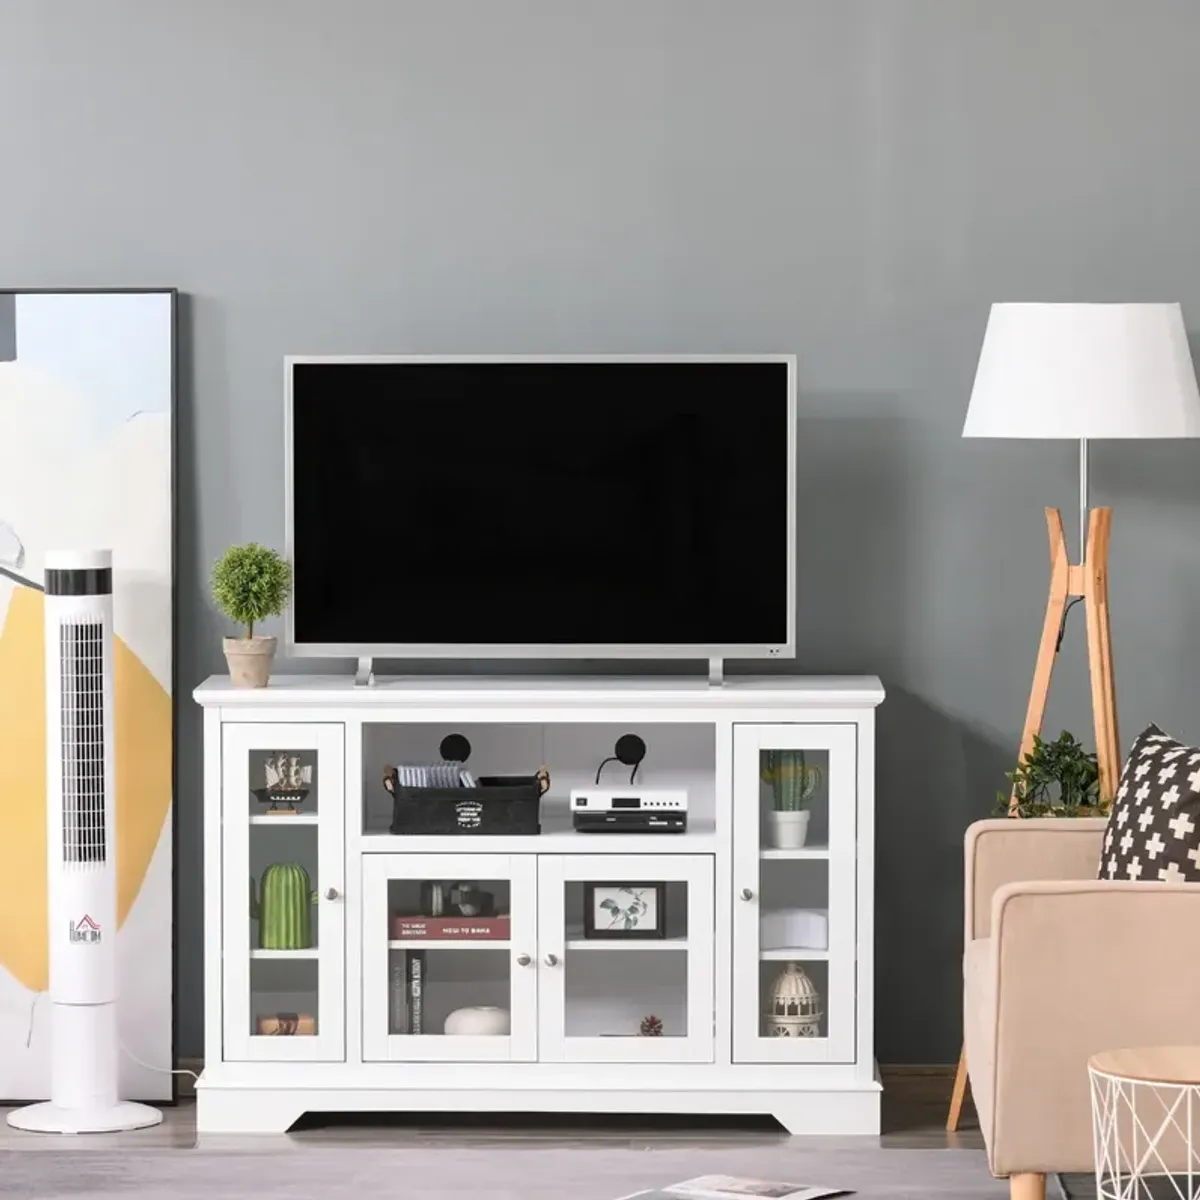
1083 508 1120 802
1009 509 1072 813
946 508 1070 1133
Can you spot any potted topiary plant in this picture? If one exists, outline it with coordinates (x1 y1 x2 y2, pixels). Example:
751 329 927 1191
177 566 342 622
995 729 1106 818
211 543 292 688
762 749 823 848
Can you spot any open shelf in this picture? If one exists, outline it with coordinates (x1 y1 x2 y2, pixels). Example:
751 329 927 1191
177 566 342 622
566 935 689 952
361 721 717 851
250 948 320 960
250 813 320 826
759 846 829 860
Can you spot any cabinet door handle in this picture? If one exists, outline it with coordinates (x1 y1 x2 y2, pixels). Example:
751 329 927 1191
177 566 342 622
516 953 532 967
740 887 754 901
325 887 340 901
543 953 559 967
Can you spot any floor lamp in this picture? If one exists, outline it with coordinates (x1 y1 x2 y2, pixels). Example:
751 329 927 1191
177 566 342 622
945 302 1200 1133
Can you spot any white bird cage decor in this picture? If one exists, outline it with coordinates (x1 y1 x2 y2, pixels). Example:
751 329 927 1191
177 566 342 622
764 962 823 1038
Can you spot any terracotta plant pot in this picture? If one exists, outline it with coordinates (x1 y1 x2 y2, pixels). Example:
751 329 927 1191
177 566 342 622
223 636 276 688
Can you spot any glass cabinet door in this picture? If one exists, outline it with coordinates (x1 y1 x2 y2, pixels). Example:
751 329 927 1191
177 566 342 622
732 724 857 1064
537 854 714 1064
361 854 538 1062
221 723 345 1062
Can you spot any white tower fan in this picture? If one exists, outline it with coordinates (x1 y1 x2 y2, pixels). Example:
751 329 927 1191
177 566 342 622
7 551 162 1133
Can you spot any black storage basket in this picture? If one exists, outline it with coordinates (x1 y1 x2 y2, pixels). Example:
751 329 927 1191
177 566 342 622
383 769 542 836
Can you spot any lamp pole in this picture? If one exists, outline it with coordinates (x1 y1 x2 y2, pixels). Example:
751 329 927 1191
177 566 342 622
1079 437 1089 557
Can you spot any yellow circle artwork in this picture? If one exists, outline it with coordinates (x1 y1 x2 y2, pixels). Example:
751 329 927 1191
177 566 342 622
0 587 171 993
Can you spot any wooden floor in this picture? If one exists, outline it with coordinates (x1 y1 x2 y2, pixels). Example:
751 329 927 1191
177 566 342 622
0 1068 983 1151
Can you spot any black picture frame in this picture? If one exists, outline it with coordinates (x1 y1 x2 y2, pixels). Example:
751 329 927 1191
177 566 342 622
582 882 667 940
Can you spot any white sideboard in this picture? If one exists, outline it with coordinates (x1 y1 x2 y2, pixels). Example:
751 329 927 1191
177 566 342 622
194 674 884 1135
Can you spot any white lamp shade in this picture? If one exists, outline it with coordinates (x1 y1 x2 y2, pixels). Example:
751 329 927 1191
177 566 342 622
963 302 1200 439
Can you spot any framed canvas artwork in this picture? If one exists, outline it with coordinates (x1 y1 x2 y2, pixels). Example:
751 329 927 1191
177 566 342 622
0 289 175 1101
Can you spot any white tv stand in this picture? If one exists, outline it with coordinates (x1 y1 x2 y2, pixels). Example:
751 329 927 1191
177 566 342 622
195 674 883 1135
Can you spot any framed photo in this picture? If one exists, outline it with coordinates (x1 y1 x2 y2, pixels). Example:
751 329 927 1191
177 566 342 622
583 882 667 939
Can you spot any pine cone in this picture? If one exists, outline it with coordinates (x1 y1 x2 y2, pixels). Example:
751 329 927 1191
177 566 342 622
639 1014 663 1037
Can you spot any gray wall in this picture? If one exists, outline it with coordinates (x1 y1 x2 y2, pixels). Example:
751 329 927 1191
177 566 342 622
4 0 1200 1065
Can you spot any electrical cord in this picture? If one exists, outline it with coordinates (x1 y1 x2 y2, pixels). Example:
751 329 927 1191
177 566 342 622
25 992 40 1048
594 757 639 785
1055 596 1084 652
21 989 198 1082
119 1040 199 1083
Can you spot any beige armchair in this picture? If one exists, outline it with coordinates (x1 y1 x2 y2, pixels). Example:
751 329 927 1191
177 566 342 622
962 817 1200 1200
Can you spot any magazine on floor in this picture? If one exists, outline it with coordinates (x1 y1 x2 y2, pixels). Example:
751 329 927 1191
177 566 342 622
617 1175 852 1200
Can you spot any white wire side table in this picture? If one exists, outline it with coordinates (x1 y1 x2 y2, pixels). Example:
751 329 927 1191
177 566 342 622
1090 1047 1200 1200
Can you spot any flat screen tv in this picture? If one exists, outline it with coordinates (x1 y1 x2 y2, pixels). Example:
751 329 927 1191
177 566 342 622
285 355 796 662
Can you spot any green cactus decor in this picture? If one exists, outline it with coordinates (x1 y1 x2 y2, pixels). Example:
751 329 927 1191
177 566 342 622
762 751 823 849
251 862 318 950
762 750 823 811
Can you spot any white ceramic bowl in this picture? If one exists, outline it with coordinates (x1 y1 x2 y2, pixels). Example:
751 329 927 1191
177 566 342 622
443 1005 510 1036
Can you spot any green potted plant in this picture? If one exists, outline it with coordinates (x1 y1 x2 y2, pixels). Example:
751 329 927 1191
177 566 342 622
995 730 1106 818
211 543 292 688
761 749 823 848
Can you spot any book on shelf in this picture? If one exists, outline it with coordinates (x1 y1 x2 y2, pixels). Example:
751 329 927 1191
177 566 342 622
390 915 511 941
406 949 424 1035
389 953 407 1035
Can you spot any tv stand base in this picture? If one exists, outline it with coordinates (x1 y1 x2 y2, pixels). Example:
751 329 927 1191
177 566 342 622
194 1075 882 1137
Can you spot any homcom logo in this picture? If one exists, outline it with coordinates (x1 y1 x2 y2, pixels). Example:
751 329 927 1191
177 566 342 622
69 914 102 944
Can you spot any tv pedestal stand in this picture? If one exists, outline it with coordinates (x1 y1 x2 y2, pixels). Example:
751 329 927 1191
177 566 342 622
348 657 720 686
355 657 724 687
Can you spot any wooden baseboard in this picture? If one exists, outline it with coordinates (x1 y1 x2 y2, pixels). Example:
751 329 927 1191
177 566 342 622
880 1064 957 1078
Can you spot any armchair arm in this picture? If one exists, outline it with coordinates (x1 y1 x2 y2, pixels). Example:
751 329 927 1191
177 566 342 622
965 817 1106 941
983 879 1200 1176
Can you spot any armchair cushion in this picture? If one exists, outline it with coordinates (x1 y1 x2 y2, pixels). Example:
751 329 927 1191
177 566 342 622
1098 724 1200 883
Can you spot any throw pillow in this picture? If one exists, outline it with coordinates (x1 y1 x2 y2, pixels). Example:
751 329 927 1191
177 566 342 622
1098 724 1200 882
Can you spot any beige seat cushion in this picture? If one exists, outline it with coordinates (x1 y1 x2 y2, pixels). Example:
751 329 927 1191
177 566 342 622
963 936 995 1150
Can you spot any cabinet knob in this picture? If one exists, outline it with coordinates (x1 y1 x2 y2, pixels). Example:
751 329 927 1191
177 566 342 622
325 887 340 901
544 953 559 967
740 887 754 901
516 953 532 967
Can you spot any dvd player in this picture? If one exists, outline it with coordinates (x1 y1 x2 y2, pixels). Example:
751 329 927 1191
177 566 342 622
572 810 687 833
569 786 689 834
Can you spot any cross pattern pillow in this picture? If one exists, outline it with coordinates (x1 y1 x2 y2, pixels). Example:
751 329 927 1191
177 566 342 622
1098 724 1200 882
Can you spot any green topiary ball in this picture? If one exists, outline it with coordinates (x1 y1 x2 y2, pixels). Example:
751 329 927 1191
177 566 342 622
211 543 292 639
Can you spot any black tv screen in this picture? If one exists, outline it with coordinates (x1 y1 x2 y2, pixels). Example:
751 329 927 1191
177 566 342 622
288 358 793 655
